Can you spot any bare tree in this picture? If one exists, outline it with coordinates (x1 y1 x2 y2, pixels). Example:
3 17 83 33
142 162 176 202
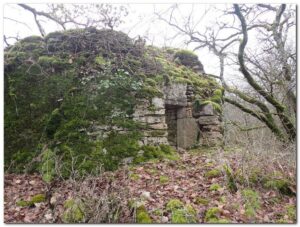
157 4 296 141
6 3 128 38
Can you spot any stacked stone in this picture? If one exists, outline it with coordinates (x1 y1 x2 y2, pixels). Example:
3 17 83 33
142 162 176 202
186 84 194 105
133 97 169 146
195 104 223 146
87 125 127 140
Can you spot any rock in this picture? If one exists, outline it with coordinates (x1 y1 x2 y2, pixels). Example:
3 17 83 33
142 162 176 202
197 116 220 125
148 123 167 130
50 196 57 205
137 150 144 156
199 104 214 116
44 211 53 221
164 83 188 106
141 191 151 200
138 116 165 124
29 180 36 185
152 97 164 109
177 147 186 153
162 216 169 223
15 179 21 184
122 157 134 165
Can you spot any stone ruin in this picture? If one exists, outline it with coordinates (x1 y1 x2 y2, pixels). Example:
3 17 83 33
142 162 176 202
133 83 223 149
89 81 223 149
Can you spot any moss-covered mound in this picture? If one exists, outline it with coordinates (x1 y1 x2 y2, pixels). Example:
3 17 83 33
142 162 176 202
4 28 221 176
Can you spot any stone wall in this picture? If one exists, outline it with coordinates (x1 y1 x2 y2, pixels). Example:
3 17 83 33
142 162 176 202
133 98 169 146
133 82 223 149
194 104 223 146
89 82 223 149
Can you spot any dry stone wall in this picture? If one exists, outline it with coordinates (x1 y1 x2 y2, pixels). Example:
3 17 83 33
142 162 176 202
133 82 223 148
88 81 223 148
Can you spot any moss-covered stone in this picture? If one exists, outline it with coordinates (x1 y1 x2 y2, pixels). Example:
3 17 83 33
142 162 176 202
5 27 222 177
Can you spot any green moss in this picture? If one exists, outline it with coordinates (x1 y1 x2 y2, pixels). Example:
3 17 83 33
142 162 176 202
31 194 46 203
5 27 222 177
16 200 30 207
202 100 222 113
170 205 197 224
241 189 261 218
137 85 163 98
204 207 220 222
159 175 169 184
207 218 230 223
219 196 226 203
152 208 163 216
205 169 222 178
133 145 178 164
149 130 166 137
129 173 140 181
136 205 152 223
37 55 70 72
166 199 184 211
62 199 85 223
148 168 158 175
263 179 293 195
174 49 199 68
174 77 193 84
195 197 209 205
209 183 221 191
159 144 175 154
286 205 296 221
16 194 45 207
94 55 107 65
145 78 157 87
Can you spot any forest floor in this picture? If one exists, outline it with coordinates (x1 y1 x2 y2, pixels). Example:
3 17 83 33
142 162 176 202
4 148 296 224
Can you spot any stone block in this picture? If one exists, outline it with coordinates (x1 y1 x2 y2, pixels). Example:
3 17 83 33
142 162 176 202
143 130 168 137
148 123 168 130
177 107 193 119
177 117 199 149
197 115 220 125
164 83 188 106
133 107 165 117
137 115 165 124
152 97 164 109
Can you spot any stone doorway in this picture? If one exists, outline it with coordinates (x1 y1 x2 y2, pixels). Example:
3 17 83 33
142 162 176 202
165 104 200 149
